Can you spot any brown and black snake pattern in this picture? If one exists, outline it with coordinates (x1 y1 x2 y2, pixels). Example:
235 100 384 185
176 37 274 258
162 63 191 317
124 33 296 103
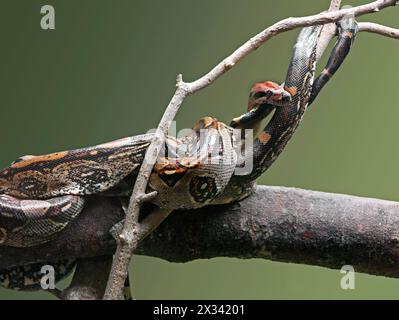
0 194 84 247
0 16 357 290
0 135 152 199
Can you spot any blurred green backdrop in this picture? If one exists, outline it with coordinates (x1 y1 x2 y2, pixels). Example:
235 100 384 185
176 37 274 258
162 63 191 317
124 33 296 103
0 0 398 299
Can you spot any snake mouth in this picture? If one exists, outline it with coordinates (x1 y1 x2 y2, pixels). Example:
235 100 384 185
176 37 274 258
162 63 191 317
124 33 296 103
280 91 292 102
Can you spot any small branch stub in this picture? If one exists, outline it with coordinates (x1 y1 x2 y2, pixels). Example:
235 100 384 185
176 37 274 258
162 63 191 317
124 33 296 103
176 74 184 87
137 191 158 204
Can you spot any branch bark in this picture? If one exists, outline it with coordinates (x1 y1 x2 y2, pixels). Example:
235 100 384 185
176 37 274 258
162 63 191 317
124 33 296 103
316 0 342 60
358 22 399 38
4 185 399 279
103 0 398 299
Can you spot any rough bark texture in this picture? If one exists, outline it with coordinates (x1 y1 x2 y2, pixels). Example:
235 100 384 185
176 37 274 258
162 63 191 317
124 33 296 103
2 185 399 278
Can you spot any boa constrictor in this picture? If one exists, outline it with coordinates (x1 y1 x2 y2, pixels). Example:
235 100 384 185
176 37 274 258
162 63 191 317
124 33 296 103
0 16 357 291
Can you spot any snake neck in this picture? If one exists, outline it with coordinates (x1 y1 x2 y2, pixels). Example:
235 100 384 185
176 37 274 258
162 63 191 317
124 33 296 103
231 25 321 186
236 96 309 185
252 99 308 179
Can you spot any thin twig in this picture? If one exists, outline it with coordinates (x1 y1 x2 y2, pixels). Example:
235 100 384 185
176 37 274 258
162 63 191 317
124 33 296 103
103 0 398 300
358 21 399 38
329 0 343 11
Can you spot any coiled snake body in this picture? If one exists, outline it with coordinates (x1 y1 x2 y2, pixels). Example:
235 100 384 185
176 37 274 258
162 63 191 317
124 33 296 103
0 17 357 290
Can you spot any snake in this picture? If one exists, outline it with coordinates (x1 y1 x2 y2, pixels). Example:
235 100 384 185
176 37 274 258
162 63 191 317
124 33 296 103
0 16 357 291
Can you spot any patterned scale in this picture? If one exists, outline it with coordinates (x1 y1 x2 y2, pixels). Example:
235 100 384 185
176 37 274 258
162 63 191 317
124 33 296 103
150 117 238 209
0 194 84 247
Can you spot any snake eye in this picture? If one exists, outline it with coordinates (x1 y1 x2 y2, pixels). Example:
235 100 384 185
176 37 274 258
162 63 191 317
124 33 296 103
252 91 272 100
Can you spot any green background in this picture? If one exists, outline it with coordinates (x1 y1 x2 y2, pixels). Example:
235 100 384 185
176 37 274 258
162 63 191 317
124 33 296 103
0 0 398 299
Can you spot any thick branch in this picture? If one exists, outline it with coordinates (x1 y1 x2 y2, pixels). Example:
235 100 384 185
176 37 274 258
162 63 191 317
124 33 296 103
3 186 399 278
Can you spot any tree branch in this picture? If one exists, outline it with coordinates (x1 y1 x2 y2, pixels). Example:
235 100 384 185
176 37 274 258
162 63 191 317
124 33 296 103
358 22 399 38
104 0 398 299
4 186 399 279
316 0 342 60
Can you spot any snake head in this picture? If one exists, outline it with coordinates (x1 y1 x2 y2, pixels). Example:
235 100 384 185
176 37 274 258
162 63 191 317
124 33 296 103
230 82 291 129
248 81 291 111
